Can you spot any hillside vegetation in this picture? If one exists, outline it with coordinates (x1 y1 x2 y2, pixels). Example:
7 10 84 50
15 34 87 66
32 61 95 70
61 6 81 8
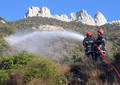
0 17 120 85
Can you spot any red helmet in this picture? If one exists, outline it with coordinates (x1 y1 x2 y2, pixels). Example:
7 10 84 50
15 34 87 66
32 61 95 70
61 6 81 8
97 29 104 35
87 32 93 36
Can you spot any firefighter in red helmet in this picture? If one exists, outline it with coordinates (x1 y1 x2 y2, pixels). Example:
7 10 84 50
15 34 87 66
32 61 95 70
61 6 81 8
83 32 95 60
94 29 106 62
97 29 104 36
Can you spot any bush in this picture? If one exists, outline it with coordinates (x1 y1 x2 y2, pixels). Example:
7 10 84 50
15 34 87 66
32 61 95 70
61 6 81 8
0 52 65 85
0 51 32 70
0 56 14 70
0 70 9 85
13 51 32 65
23 56 64 85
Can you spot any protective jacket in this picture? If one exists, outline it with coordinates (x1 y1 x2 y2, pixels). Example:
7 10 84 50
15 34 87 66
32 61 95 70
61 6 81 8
83 36 95 54
95 36 106 53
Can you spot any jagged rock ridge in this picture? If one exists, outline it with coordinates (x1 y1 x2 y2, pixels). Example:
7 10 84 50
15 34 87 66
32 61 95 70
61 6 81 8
25 6 107 26
71 10 95 25
25 6 52 18
25 6 70 22
0 17 6 24
109 20 120 25
94 12 107 26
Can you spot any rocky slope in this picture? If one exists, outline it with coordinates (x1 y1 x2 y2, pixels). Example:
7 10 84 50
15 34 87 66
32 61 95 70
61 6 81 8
32 25 64 31
109 20 120 25
25 6 107 26
71 9 96 25
94 12 107 26
0 17 6 24
25 6 52 18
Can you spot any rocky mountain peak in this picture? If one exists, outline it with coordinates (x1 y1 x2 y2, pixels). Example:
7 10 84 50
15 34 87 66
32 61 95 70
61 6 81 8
39 6 51 17
0 17 6 24
80 9 88 16
25 6 40 18
25 6 108 26
25 6 52 18
70 9 88 21
25 6 70 22
94 11 107 26
71 9 95 25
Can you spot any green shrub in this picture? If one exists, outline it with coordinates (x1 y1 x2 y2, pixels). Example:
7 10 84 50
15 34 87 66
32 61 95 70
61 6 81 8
23 56 63 85
0 52 33 84
0 70 9 85
0 52 65 85
0 56 14 70
13 51 32 65
0 51 32 70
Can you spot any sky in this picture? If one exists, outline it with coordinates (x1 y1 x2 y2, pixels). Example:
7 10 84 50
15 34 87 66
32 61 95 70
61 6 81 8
0 0 120 22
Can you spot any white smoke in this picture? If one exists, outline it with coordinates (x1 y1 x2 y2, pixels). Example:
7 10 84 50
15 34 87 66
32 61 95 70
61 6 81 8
4 30 84 59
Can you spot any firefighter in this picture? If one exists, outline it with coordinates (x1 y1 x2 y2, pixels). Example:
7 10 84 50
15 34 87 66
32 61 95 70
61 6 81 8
95 29 106 62
83 32 95 61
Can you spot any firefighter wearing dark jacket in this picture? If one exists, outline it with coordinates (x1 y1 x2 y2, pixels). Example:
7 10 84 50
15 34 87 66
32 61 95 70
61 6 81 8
95 29 106 61
83 32 95 60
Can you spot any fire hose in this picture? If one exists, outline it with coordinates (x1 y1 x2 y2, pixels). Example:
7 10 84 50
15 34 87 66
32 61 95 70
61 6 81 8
96 45 120 79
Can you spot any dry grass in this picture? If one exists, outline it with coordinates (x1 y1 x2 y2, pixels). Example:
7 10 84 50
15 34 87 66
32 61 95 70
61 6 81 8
86 68 120 85
27 78 46 85
57 63 70 75
86 69 103 85
6 72 24 85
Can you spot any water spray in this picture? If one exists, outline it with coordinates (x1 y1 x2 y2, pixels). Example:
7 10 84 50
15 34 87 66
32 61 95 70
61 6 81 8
5 30 84 45
4 30 85 59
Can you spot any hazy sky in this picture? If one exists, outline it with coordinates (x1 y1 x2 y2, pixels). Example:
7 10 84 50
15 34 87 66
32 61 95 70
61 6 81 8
0 0 119 22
